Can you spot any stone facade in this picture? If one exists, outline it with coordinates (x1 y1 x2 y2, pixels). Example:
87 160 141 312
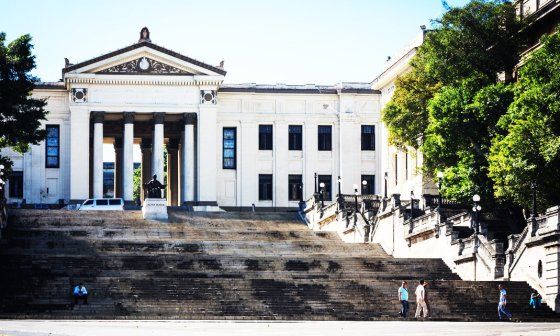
0 30 382 210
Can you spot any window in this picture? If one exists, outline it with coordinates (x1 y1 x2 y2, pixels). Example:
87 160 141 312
45 125 60 168
96 199 109 206
318 175 332 201
223 127 237 169
361 125 375 150
288 125 302 151
288 175 303 201
258 174 273 201
361 175 375 195
83 200 94 206
9 171 23 198
109 199 122 205
259 125 273 150
318 125 332 151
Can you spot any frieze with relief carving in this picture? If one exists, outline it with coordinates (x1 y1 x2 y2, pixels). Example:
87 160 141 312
97 57 193 75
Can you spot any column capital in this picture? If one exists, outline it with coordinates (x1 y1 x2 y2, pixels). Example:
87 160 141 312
183 113 197 125
91 111 105 124
166 138 180 151
123 112 135 124
153 112 165 125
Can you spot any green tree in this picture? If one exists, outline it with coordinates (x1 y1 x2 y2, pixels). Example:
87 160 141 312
489 32 560 211
133 166 142 201
0 32 48 173
382 0 524 205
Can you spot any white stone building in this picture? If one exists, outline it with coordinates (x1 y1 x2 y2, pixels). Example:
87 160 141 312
1 28 382 210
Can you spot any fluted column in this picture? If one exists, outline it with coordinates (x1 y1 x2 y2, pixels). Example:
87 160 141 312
140 138 152 203
113 138 123 198
152 113 165 191
92 112 105 198
181 113 196 204
166 139 179 206
122 112 135 202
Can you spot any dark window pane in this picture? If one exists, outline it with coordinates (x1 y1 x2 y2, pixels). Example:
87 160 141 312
84 200 94 205
46 156 59 167
318 125 332 151
259 174 273 201
318 175 332 201
361 125 375 150
223 127 236 169
109 199 121 205
288 125 302 151
288 174 303 201
8 171 23 198
47 147 59 156
259 125 273 150
96 199 109 205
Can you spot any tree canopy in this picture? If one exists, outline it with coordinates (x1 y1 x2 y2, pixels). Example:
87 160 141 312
489 32 560 211
382 0 525 206
0 32 48 174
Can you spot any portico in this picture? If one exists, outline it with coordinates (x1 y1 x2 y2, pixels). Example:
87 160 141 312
88 112 198 205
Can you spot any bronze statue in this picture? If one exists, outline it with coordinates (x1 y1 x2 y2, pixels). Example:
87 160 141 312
144 174 166 199
139 27 151 43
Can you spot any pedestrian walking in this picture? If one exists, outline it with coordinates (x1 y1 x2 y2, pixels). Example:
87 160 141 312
498 284 512 320
415 280 429 318
398 281 409 317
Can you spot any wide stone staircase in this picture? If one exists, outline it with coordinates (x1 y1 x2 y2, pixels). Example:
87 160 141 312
0 209 556 320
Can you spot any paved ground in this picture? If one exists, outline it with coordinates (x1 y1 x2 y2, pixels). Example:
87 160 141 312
1 321 560 336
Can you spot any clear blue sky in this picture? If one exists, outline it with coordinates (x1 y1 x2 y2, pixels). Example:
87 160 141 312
2 0 468 85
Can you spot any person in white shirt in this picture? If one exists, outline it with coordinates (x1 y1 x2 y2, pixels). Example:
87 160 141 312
398 281 409 317
415 280 429 318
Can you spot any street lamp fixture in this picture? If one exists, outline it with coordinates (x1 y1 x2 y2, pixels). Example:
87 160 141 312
319 182 326 209
472 194 481 235
383 172 388 198
337 176 344 210
362 180 368 195
353 185 359 227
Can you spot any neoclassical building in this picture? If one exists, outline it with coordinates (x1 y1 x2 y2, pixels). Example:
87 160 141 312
2 28 383 210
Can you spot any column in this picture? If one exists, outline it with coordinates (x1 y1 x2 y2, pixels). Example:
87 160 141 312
113 138 123 198
92 112 104 198
166 139 179 206
70 106 90 202
140 138 152 202
152 113 165 191
198 105 217 206
122 112 135 202
181 113 196 204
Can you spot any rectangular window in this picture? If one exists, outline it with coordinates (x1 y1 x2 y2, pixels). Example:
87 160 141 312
258 174 273 201
288 174 303 201
361 125 375 150
288 125 302 151
9 171 23 198
361 175 375 195
259 125 273 150
223 127 237 169
318 175 332 201
318 125 332 151
45 125 60 168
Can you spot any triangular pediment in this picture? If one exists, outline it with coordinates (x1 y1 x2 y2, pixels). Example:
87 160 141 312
63 41 226 77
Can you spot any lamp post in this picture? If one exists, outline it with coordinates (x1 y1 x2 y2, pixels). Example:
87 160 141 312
314 173 318 194
384 172 388 198
410 190 415 221
472 194 481 235
436 171 444 208
362 179 368 195
319 182 326 209
353 184 359 227
337 176 344 210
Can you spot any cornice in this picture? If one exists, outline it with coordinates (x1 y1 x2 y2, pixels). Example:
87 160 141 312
64 75 223 87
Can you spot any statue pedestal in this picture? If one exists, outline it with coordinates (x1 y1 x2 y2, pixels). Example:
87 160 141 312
142 198 168 220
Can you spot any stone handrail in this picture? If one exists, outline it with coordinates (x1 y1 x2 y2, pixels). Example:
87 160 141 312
405 210 439 237
477 235 505 278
